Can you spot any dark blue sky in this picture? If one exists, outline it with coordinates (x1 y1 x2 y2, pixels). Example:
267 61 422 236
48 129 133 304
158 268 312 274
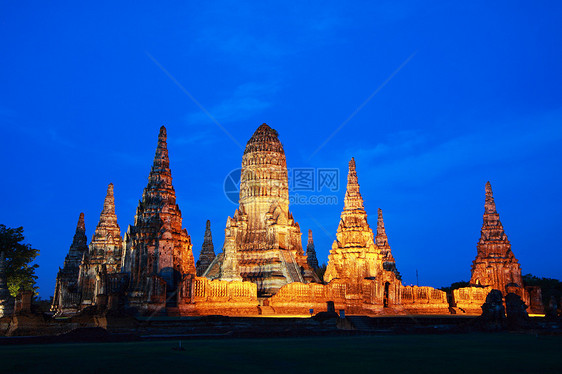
1 1 561 298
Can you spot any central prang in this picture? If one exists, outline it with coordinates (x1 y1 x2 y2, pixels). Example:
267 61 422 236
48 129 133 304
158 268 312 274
204 123 319 296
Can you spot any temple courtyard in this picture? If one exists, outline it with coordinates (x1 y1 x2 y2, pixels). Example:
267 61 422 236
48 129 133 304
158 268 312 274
1 333 561 374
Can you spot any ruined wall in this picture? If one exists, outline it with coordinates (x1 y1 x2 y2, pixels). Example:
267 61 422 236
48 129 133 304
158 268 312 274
452 286 492 315
400 286 450 315
178 277 259 316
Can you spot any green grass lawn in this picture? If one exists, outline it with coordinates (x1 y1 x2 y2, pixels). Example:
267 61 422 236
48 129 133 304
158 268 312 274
1 333 560 374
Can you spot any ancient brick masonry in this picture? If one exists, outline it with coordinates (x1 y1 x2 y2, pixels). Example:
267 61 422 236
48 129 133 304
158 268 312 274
204 124 318 296
122 126 195 311
470 181 523 291
453 182 542 314
51 213 89 315
323 158 403 311
376 208 400 278
196 220 215 276
79 184 124 308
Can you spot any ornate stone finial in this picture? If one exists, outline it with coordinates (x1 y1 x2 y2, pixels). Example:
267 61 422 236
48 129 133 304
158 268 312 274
152 125 170 172
91 183 122 248
485 181 497 214
343 157 364 212
376 208 388 246
306 229 319 269
71 212 88 251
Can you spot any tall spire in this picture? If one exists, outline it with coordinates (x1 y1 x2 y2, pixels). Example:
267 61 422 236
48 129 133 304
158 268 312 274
343 157 365 212
470 181 522 291
52 213 89 315
485 181 497 214
124 126 195 301
375 208 388 246
196 220 216 276
325 158 381 283
306 229 319 269
91 183 122 248
63 212 88 269
375 208 400 278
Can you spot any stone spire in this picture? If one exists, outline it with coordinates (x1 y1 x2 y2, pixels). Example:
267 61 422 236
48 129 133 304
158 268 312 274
375 208 400 278
123 126 195 304
343 158 365 212
90 184 122 252
52 213 89 315
306 229 319 269
78 185 124 307
205 123 317 296
324 158 381 283
196 220 216 276
63 213 89 270
470 181 523 292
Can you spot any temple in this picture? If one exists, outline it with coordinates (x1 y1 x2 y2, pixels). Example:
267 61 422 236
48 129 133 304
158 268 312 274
79 184 124 309
470 181 523 290
49 125 537 317
453 182 542 314
203 124 319 296
122 126 196 312
323 159 403 311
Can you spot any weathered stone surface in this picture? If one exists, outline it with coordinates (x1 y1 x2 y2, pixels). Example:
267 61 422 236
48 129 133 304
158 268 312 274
323 158 405 312
452 286 493 315
79 184 124 308
204 124 318 296
51 213 89 315
0 251 14 317
375 208 400 279
122 126 195 310
196 220 215 276
306 230 319 270
400 286 450 315
470 182 523 292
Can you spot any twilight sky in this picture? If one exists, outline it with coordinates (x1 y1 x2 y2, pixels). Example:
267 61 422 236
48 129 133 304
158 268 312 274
1 1 561 298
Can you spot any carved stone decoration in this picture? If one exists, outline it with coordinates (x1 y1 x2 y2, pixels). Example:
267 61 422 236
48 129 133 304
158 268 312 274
470 182 524 293
196 220 216 276
375 208 400 279
51 213 89 315
79 184 124 308
306 230 319 270
122 126 195 310
324 158 402 309
204 124 319 296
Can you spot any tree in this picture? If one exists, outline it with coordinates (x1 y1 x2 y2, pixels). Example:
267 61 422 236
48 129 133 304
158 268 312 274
0 225 39 297
523 273 562 306
440 280 470 294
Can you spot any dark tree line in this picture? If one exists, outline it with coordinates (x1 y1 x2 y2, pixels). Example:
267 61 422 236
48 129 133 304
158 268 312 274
0 224 39 297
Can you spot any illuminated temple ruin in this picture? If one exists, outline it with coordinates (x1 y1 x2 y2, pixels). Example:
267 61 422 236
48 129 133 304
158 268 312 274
50 124 539 317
